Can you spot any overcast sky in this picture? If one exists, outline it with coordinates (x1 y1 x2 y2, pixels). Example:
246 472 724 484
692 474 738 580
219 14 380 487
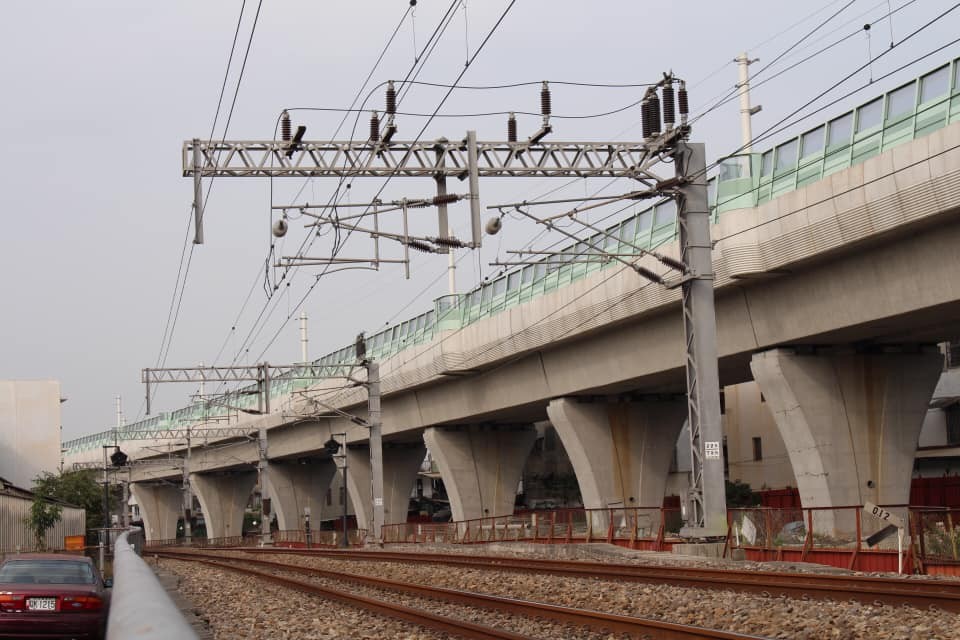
2 0 957 441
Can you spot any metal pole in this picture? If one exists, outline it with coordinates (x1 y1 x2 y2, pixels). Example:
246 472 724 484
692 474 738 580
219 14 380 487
448 250 456 295
735 53 756 153
434 139 450 247
341 433 349 548
102 446 109 529
435 139 456 295
258 426 272 545
300 312 309 364
367 361 384 545
101 445 108 561
466 130 482 248
182 428 192 545
121 475 130 528
676 141 727 538
192 138 204 244
304 507 311 549
258 362 272 545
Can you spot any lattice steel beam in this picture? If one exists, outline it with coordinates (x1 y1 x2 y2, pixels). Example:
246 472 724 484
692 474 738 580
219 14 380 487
182 139 663 181
142 364 350 385
116 427 256 441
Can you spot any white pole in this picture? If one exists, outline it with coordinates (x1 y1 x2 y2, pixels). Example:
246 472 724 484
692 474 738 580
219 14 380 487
898 527 904 574
300 311 309 363
447 249 456 295
115 395 122 430
735 52 756 153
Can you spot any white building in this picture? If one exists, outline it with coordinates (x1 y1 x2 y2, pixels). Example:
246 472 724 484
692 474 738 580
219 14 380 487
0 380 63 489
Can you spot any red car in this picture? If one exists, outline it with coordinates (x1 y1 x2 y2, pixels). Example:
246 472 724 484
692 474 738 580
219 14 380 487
0 554 109 639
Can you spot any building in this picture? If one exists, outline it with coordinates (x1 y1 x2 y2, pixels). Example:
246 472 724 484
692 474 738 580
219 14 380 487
0 380 63 489
0 477 86 553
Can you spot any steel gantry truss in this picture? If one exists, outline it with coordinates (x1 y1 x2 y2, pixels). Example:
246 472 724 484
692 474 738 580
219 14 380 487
179 73 727 538
183 138 666 181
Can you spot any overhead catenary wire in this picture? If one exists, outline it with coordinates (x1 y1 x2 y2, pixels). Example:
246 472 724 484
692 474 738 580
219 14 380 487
248 0 519 364
138 0 260 420
214 1 460 390
212 3 418 382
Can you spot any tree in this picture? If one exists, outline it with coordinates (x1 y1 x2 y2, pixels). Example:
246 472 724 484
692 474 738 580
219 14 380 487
31 470 117 529
24 498 62 551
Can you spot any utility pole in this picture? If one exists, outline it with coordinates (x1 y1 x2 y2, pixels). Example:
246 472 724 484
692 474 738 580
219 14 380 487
735 52 761 152
182 427 192 544
676 141 727 538
367 361 384 545
299 312 309 363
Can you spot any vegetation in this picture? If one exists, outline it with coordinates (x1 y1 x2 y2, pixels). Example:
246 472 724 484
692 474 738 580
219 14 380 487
30 470 121 529
23 495 62 551
725 479 761 507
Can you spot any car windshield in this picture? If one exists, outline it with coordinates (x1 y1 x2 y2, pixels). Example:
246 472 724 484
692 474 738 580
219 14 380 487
0 560 96 585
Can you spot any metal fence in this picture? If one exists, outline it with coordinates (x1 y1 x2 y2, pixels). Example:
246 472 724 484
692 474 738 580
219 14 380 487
381 507 682 550
725 505 959 575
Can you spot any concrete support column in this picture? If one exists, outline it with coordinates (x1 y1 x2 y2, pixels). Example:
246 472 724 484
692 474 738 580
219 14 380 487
129 483 181 542
546 397 687 527
423 425 537 522
345 442 426 534
750 348 943 521
266 460 337 532
191 471 257 540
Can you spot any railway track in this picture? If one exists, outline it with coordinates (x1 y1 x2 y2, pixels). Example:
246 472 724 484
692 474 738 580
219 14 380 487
180 546 960 612
157 550 771 639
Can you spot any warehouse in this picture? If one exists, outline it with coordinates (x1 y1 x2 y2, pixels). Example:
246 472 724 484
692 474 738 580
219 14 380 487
0 476 85 554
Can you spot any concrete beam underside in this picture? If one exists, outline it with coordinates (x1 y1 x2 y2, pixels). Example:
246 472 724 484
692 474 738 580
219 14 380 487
266 460 337 532
424 425 537 522
547 397 686 515
130 484 181 542
191 472 257 540
345 442 426 535
750 348 943 515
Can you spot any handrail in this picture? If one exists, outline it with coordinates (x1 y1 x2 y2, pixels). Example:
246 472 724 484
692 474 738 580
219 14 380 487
106 528 199 640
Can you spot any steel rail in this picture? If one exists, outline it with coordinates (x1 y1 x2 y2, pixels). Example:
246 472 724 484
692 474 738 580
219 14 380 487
161 555 535 640
190 547 960 613
157 550 769 640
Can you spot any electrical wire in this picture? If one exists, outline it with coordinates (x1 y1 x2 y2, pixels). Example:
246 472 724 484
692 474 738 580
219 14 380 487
137 0 257 421
213 3 419 382
284 98 645 120
689 0 921 126
690 0 858 126
249 0 518 364
228 0 466 365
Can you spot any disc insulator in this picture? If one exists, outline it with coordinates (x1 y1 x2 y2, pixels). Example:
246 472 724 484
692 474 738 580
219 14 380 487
662 84 676 125
386 82 397 115
540 82 551 116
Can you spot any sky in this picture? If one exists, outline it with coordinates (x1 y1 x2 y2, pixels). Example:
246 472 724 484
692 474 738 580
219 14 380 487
1 0 958 441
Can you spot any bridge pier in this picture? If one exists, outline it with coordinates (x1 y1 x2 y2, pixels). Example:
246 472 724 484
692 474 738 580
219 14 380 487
130 483 181 542
191 471 257 541
266 459 337 532
424 425 537 523
345 442 426 537
750 348 942 531
546 397 686 531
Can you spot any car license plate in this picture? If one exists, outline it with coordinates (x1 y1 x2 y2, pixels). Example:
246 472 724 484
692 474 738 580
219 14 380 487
27 598 56 611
